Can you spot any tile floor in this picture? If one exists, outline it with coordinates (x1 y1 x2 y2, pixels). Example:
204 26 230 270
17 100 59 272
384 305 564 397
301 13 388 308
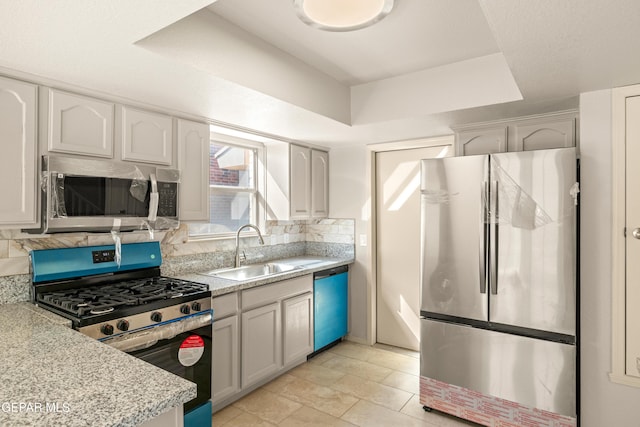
212 341 480 426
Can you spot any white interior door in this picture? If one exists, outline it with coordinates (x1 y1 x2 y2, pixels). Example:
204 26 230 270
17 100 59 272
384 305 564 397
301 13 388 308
376 145 452 350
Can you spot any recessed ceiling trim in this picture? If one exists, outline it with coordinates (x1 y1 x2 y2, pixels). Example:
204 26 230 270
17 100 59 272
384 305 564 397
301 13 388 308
293 0 394 32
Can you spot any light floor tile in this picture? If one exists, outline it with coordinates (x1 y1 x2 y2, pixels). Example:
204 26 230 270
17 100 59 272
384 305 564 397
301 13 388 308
331 374 413 411
365 349 421 375
279 405 356 427
262 373 297 394
225 341 480 427
328 341 381 361
307 350 336 365
401 395 480 426
381 370 420 394
288 361 347 387
212 405 244 425
373 342 420 358
232 389 302 424
276 377 359 418
341 399 433 427
321 354 392 382
223 411 278 427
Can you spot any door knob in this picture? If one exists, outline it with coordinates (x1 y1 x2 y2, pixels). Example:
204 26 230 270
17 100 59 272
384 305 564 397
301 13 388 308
633 228 640 239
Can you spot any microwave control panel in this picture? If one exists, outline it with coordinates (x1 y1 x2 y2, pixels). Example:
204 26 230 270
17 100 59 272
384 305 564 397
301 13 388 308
157 182 178 217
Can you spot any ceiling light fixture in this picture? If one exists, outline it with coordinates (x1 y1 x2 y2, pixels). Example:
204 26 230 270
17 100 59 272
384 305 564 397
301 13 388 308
294 0 394 32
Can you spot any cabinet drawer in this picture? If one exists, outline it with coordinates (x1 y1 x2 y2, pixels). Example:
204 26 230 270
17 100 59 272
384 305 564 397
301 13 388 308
242 275 313 311
212 292 239 320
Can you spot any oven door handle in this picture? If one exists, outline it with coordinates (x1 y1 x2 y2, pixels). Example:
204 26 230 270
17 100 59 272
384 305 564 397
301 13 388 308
103 311 212 353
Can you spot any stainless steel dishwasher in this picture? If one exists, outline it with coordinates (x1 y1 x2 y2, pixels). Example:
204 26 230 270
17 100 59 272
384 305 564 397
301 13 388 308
313 265 349 352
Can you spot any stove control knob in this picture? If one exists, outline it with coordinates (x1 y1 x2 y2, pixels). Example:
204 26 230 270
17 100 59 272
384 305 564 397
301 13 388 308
191 301 202 312
180 305 191 315
101 324 114 336
150 312 163 323
117 319 130 331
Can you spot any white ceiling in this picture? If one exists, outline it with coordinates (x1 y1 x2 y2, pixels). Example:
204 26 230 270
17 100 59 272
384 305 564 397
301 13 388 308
0 0 639 146
208 0 501 85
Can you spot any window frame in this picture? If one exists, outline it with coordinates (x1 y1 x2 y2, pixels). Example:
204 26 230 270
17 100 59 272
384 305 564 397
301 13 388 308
188 131 266 241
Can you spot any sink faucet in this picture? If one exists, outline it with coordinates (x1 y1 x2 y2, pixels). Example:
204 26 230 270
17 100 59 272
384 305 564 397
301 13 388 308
235 224 265 267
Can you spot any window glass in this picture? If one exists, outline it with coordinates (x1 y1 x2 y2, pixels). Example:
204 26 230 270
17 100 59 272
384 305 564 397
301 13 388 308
188 140 262 239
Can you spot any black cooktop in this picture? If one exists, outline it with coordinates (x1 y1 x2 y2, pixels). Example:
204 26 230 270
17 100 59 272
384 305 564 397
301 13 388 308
36 276 209 318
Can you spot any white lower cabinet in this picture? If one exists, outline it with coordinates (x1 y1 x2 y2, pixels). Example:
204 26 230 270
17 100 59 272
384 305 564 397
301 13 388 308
241 302 282 388
212 275 314 411
212 292 240 406
212 315 239 403
283 292 314 366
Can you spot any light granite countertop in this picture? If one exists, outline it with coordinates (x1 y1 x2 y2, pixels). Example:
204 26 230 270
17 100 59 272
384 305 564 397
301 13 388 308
177 255 354 297
0 303 196 427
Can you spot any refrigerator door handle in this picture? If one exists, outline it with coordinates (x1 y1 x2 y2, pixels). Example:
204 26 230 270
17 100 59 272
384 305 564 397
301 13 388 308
490 180 499 295
480 181 488 294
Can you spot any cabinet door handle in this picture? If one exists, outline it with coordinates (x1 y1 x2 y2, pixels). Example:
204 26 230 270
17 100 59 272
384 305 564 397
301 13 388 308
633 228 640 239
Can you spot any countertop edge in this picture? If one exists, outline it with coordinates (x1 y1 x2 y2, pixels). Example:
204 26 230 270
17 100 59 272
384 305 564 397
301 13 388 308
0 303 196 427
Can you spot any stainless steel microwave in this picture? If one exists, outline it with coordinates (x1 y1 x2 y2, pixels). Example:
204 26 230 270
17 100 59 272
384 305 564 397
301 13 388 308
26 155 180 234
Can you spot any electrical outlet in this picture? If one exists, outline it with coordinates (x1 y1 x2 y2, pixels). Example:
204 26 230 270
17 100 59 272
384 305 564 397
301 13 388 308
359 234 367 247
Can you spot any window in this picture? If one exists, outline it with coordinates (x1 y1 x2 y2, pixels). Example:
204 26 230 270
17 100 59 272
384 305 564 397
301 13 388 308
188 135 264 239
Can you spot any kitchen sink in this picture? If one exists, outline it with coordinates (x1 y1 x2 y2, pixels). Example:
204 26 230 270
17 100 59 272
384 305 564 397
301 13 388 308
199 262 299 281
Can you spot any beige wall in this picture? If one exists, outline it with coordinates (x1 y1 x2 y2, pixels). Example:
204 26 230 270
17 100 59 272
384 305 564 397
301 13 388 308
329 144 371 343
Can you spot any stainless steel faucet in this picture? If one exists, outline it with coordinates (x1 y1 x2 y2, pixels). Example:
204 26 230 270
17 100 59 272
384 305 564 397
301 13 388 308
235 224 265 267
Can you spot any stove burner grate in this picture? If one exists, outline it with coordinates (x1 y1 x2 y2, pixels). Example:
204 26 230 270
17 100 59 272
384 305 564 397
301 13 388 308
37 277 208 317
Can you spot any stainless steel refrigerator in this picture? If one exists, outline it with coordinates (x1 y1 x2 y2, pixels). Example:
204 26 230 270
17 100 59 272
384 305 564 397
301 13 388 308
419 148 578 426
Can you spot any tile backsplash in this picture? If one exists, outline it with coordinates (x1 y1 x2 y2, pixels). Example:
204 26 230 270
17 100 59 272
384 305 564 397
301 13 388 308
0 218 355 304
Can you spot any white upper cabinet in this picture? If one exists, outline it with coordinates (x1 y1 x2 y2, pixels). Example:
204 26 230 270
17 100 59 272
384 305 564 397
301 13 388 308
456 126 507 156
266 141 329 220
311 149 329 217
177 119 210 221
45 89 114 158
454 111 577 156
120 106 173 165
290 144 312 218
513 116 576 151
0 76 38 227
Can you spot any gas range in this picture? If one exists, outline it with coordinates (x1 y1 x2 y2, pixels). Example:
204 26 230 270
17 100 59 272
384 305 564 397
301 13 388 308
32 241 214 421
31 242 211 341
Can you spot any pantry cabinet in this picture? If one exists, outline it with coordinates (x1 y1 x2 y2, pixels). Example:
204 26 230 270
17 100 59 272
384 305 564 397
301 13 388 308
177 119 210 221
43 88 114 158
612 84 640 388
454 110 577 156
266 141 329 220
0 76 39 228
120 106 173 165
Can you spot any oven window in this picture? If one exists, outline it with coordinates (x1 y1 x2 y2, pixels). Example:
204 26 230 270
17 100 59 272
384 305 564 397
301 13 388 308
60 176 150 217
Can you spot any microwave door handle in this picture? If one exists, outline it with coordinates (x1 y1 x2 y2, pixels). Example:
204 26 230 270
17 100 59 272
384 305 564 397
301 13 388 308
148 173 159 222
